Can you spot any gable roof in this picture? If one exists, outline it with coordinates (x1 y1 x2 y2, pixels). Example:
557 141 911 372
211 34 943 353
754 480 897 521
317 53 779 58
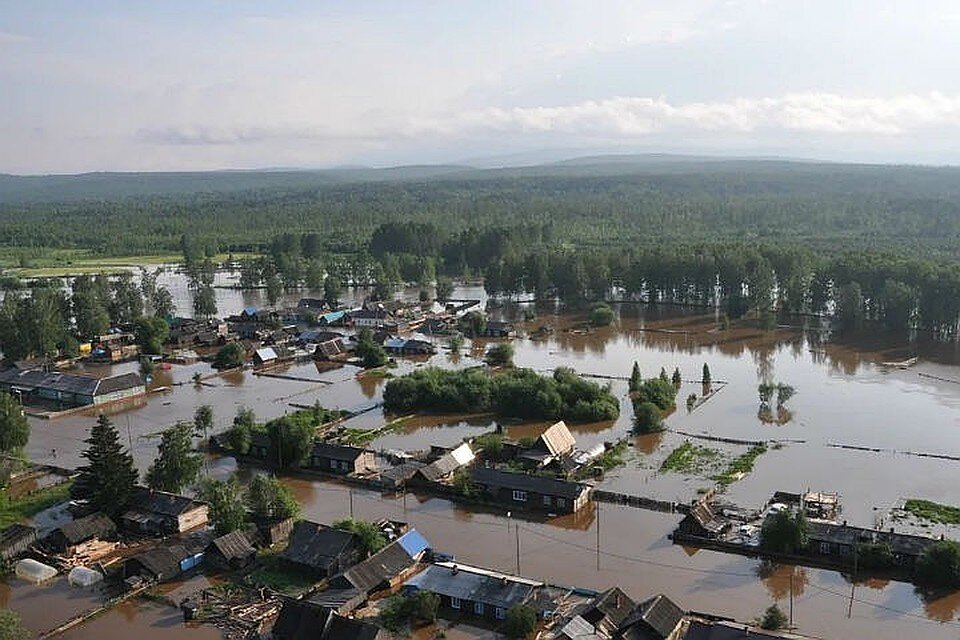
255 347 278 362
396 529 430 558
583 586 637 630
282 521 359 572
312 442 368 462
209 530 256 561
404 562 541 610
128 544 188 580
470 467 589 499
538 421 576 457
620 593 685 640
55 512 116 545
0 368 144 398
681 620 793 640
324 615 384 640
418 443 475 482
273 599 333 640
132 488 206 516
337 538 418 594
0 523 36 549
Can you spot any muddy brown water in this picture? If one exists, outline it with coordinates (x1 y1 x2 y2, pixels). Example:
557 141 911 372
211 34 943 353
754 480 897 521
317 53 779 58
10 284 960 638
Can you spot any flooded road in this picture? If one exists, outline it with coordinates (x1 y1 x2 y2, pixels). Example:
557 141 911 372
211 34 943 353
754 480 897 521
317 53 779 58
11 282 960 638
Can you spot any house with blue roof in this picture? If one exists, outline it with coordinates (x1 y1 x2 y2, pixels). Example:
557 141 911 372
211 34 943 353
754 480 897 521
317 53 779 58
329 529 432 597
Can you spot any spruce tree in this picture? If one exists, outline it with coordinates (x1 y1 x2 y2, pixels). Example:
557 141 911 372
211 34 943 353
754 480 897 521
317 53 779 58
702 363 712 385
672 367 682 388
73 414 139 518
629 362 642 393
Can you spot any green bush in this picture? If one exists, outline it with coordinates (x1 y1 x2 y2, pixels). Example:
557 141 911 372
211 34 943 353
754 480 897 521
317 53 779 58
213 342 245 369
485 343 514 367
502 604 537 639
760 604 787 630
633 401 663 433
915 540 960 589
589 303 614 327
632 378 678 412
760 510 809 554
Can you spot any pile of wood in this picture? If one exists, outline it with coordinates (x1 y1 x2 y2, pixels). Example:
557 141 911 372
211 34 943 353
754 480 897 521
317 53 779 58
185 587 282 640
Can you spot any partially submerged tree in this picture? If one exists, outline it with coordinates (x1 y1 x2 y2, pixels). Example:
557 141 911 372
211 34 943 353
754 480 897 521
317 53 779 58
633 401 663 433
146 421 203 494
671 367 682 388
915 540 960 589
485 342 514 367
73 415 139 518
194 404 214 439
246 474 300 521
759 604 787 631
197 476 247 535
760 510 809 554
702 363 712 385
213 342 245 370
629 362 642 393
589 303 614 327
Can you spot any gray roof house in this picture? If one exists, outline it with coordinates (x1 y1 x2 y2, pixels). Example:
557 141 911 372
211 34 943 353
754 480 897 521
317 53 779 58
0 368 145 408
470 467 592 514
281 521 362 578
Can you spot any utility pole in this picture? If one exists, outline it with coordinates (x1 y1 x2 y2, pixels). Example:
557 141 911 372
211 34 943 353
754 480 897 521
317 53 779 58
125 416 134 452
789 572 794 628
596 501 601 571
515 521 521 575
349 488 354 519
402 488 407 515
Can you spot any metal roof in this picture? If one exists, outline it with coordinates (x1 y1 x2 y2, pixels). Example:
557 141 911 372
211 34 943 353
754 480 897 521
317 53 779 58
404 562 541 610
418 444 475 482
396 529 430 558
0 368 144 398
255 347 278 361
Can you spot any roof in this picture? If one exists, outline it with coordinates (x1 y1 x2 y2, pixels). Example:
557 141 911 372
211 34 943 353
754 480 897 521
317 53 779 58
307 587 364 613
538 421 576 457
319 310 348 324
351 309 391 320
404 562 542 610
686 503 726 534
312 442 368 462
324 615 384 640
338 538 419 593
128 545 186 580
0 523 36 547
384 337 407 350
55 512 116 545
418 443 475 482
0 368 144 398
471 467 589 499
559 615 604 640
681 620 792 640
282 521 359 572
807 521 935 557
620 594 685 639
209 530 255 561
132 488 206 517
396 529 430 558
583 587 637 630
243 307 259 316
273 599 333 640
380 461 424 485
255 347 278 361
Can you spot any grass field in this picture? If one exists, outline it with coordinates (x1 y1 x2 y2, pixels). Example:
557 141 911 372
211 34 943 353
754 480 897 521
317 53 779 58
0 250 258 277
0 481 72 529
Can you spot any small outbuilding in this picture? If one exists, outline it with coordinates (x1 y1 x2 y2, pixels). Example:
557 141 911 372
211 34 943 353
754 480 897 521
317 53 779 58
0 524 38 563
281 521 362 579
206 530 257 570
310 443 376 476
45 513 117 554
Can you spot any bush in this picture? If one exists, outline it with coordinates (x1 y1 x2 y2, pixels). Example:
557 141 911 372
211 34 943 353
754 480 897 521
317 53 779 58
474 433 504 458
760 510 809 554
213 342 245 369
485 343 514 367
589 303 614 327
632 378 678 412
502 604 537 639
333 518 387 558
355 329 388 368
633 401 663 433
857 542 894 570
381 591 440 631
915 540 960 589
760 604 787 630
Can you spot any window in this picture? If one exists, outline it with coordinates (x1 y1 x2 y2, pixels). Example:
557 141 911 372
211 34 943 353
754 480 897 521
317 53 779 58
450 597 461 610
512 490 528 502
330 459 338 470
496 607 506 620
542 495 552 507
819 542 831 555
474 602 485 615
557 498 567 509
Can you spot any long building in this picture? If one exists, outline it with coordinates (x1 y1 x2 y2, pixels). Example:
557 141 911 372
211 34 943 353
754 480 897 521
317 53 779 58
0 367 146 408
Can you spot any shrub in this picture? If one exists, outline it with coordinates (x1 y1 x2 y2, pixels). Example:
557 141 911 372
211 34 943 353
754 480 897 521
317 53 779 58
760 604 787 630
633 402 663 433
485 343 514 367
760 510 809 554
589 303 614 327
213 342 245 369
915 540 960 589
502 604 537 639
632 378 678 412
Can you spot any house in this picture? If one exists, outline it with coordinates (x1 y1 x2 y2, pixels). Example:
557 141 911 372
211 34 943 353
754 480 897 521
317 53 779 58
484 321 515 337
619 593 685 640
350 308 393 329
310 443 377 476
0 368 146 408
256 516 296 547
124 543 204 583
45 513 117 554
121 489 209 535
680 619 803 639
521 421 576 466
330 529 430 596
281 521 362 578
0 524 37 563
254 347 279 366
206 530 257 570
306 588 366 616
298 298 329 311
414 443 475 485
298 330 344 346
805 521 935 569
315 337 349 360
470 467 592 514
380 461 425 490
272 599 389 640
404 561 543 622
382 336 437 356
318 310 349 327
674 502 729 540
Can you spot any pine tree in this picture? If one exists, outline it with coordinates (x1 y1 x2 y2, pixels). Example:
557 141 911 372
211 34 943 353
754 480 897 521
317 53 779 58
73 415 139 518
146 421 203 494
629 362 642 393
672 367 682 388
702 363 712 385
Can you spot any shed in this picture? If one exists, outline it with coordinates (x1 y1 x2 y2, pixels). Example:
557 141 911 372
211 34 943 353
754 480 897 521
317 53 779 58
273 600 388 640
620 593 685 640
254 347 279 366
675 502 729 539
206 530 257 570
0 524 37 562
46 513 116 553
331 529 430 596
124 545 189 583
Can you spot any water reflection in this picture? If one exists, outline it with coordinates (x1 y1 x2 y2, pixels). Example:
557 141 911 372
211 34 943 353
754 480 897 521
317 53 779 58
757 562 809 600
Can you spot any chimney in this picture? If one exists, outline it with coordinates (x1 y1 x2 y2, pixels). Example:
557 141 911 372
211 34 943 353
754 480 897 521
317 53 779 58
501 576 508 585
615 593 621 608
451 564 458 575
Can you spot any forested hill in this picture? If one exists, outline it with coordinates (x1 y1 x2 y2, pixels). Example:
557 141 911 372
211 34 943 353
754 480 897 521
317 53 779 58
3 156 960 257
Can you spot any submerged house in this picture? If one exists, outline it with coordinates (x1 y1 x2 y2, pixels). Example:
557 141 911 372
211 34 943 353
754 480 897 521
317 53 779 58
404 561 544 622
330 529 430 597
124 543 204 583
45 513 117 554
0 368 145 408
281 521 362 579
122 489 209 535
310 443 377 476
674 502 729 540
470 467 592 514
555 589 684 640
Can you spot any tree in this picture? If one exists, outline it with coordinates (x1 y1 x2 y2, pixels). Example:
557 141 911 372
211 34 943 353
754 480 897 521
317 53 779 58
502 604 537 639
153 285 176 318
108 272 144 324
589 303 614 327
265 273 282 307
246 474 300 521
194 404 214 439
485 343 514 367
226 407 258 455
145 421 203 494
0 392 28 454
213 342 245 369
633 378 678 411
671 367 682 388
457 311 487 338
71 275 110 339
323 275 342 308
759 604 787 631
192 284 218 318
776 384 795 407
355 328 388 368
629 362 642 393
197 476 247 535
334 518 387 558
633 401 663 433
381 591 440 631
435 277 454 302
760 510 809 554
702 363 712 385
267 416 313 469
915 540 960 589
0 610 30 640
835 281 864 332
73 415 139 518
134 316 169 355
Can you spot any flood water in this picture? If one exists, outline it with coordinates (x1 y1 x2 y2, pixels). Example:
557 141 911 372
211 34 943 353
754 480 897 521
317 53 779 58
10 276 960 639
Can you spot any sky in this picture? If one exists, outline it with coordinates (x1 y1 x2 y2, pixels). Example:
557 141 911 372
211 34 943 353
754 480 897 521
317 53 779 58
4 0 960 173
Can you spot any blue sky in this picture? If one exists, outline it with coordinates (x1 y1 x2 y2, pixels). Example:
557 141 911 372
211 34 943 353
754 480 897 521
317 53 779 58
3 1 960 173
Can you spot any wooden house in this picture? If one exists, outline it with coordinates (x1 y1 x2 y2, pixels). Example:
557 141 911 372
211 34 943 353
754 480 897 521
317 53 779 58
122 489 209 535
469 467 591 514
310 443 376 476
